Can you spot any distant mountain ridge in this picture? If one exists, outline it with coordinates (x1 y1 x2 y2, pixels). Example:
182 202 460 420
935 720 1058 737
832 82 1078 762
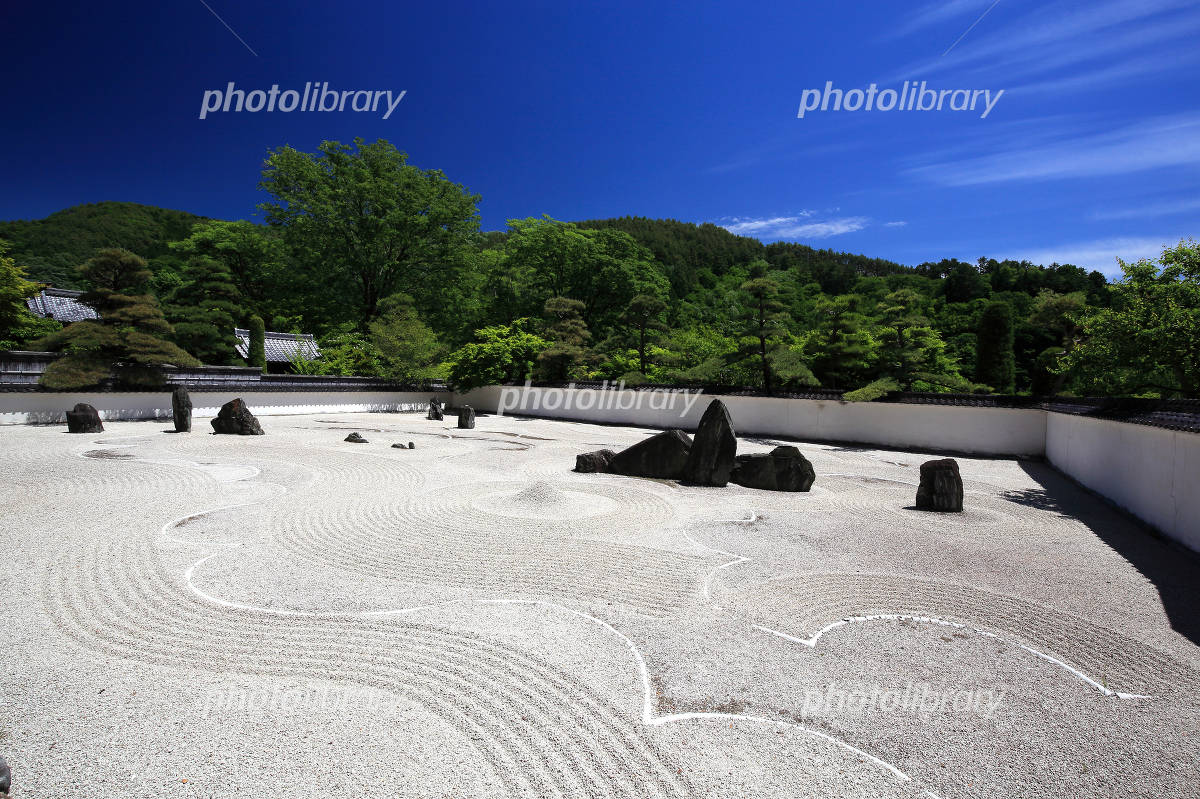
0 202 211 288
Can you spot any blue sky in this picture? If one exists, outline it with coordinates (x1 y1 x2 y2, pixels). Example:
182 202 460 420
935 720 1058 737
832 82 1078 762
2 0 1197 275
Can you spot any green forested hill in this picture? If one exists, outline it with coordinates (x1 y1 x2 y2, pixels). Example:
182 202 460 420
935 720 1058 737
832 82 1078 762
0 202 210 288
574 216 916 299
3 196 1151 397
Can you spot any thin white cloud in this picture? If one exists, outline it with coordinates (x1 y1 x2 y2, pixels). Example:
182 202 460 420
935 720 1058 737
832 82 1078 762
883 220 908 228
1000 236 1180 275
907 113 1200 186
1092 198 1200 221
719 215 868 240
885 0 1200 92
885 0 997 40
721 214 813 235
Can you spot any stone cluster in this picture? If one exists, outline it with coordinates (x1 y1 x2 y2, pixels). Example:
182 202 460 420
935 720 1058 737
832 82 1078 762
576 399 815 493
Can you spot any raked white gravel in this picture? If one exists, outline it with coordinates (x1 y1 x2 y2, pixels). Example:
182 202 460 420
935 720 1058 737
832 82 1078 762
1 411 1198 798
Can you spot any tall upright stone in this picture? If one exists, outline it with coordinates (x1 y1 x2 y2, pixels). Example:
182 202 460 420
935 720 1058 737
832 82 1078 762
65 403 103 433
427 398 444 421
211 398 264 435
171 387 192 432
915 458 964 512
681 399 737 486
457 405 476 429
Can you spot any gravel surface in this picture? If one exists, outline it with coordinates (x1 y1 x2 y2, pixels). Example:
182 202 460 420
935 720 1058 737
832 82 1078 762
1 412 1198 798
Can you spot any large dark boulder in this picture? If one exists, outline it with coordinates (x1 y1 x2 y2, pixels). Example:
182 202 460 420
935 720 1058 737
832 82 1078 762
915 458 964 512
731 445 815 491
210 398 264 435
608 430 693 480
0 753 9 794
65 403 103 433
681 399 737 486
427 398 443 421
457 406 476 429
344 432 368 443
171 387 192 433
574 449 616 473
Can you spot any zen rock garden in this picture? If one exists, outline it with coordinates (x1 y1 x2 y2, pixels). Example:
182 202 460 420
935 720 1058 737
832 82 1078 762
575 398 962 510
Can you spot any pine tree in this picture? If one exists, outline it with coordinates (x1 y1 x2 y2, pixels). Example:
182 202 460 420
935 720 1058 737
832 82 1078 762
622 294 667 376
167 255 246 365
36 248 199 388
536 296 591 381
736 262 791 393
975 301 1016 393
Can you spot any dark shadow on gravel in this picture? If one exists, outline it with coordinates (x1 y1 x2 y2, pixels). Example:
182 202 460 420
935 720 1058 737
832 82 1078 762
1019 460 1200 647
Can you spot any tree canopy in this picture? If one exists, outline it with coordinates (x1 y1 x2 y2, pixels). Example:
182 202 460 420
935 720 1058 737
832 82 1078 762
35 248 199 388
7 140 1194 400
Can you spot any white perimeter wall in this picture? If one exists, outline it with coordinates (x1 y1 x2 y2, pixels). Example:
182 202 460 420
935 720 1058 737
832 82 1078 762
457 384 1198 552
0 390 452 426
1046 413 1200 552
457 385 1047 457
3 385 1195 552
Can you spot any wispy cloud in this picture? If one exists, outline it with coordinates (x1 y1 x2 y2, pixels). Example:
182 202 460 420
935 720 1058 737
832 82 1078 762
906 113 1200 186
883 220 908 228
886 0 1199 92
1000 236 1180 275
719 214 869 240
1092 198 1200 221
885 0 998 40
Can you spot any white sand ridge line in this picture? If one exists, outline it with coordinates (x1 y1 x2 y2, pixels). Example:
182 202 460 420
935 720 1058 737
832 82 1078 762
678 527 1157 700
137 444 916 788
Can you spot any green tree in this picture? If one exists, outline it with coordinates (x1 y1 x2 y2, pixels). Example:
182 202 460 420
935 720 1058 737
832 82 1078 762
975 301 1016 393
0 239 62 349
481 217 667 335
730 262 791 393
1027 290 1086 394
0 239 37 334
248 314 267 371
169 220 290 323
622 293 667 375
259 138 480 328
310 329 383 376
536 296 591 381
872 289 968 392
370 294 447 381
166 256 246 365
449 321 548 390
805 295 877 389
1060 240 1200 397
35 248 199 388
